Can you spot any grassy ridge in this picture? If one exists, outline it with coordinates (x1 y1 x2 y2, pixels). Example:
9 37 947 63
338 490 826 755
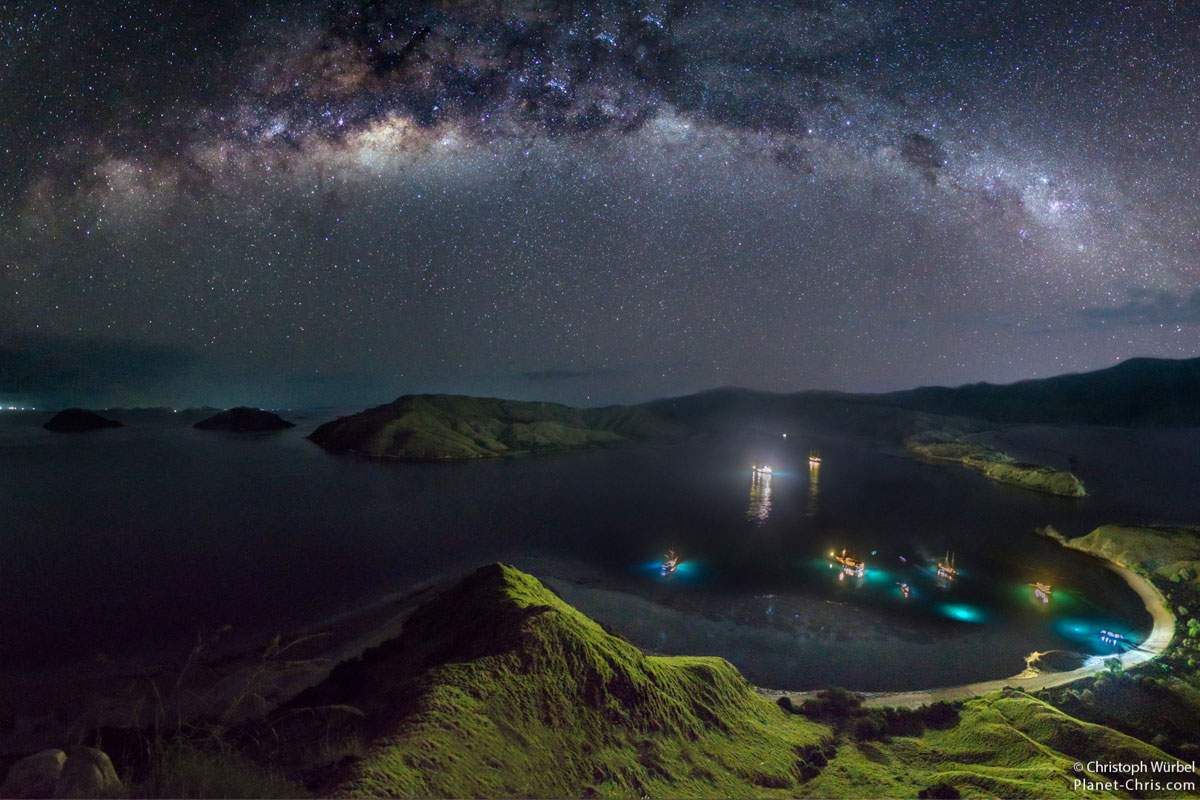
308 395 685 460
1067 525 1200 587
278 564 829 798
907 435 1086 497
876 356 1200 426
235 564 1194 798
803 690 1180 799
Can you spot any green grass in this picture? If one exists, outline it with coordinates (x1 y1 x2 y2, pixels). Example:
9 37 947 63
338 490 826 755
133 741 309 799
308 395 686 460
236 564 1200 798
278 564 828 798
1067 525 1200 586
907 434 1086 497
800 689 1188 799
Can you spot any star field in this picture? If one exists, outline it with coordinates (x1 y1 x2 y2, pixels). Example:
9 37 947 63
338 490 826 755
2 0 1199 407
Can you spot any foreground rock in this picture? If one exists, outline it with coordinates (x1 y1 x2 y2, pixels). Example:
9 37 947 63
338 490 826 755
0 746 120 798
308 394 685 460
193 406 295 432
42 409 123 433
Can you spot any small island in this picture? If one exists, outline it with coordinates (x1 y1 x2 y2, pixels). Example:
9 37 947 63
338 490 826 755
308 394 685 460
193 407 296 432
907 433 1086 497
42 408 123 433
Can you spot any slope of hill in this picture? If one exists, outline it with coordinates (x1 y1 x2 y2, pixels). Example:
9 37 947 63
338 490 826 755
307 394 685 460
875 356 1200 426
271 563 830 798
239 564 1187 799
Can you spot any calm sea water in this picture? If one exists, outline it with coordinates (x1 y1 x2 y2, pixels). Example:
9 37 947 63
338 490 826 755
1 412 1195 691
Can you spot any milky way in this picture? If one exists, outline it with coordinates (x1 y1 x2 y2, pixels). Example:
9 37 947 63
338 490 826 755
2 0 1199 407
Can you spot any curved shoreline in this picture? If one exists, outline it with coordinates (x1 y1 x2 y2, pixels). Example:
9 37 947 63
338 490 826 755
770 550 1175 709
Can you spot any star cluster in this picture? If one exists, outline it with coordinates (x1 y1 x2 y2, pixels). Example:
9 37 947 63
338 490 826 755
2 0 1199 407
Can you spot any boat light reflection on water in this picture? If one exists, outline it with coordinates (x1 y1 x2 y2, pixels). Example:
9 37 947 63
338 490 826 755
940 603 987 623
1055 619 1135 649
806 452 820 517
747 465 773 522
1031 582 1053 604
640 556 700 579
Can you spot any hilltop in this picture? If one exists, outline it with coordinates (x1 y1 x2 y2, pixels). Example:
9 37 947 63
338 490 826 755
873 356 1200 426
307 394 685 460
231 564 1186 799
42 408 123 432
645 357 1200 432
193 406 296 432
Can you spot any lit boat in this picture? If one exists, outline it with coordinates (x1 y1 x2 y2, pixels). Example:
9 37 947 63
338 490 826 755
898 582 911 598
1100 629 1126 644
937 552 958 581
660 549 679 575
752 464 773 475
832 549 866 579
1031 581 1052 603
808 450 822 466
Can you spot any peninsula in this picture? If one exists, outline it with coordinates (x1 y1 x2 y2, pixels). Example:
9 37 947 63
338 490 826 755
906 433 1086 497
307 394 685 460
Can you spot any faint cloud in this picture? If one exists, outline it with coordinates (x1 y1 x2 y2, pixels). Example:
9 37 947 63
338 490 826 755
1079 288 1200 326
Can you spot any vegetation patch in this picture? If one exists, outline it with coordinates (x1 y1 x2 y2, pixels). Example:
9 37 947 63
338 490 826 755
308 395 686 460
1040 525 1200 766
907 433 1086 497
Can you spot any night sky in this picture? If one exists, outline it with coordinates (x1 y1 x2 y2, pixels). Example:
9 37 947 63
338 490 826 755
2 0 1199 408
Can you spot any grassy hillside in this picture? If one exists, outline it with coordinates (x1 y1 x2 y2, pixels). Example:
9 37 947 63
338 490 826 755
224 564 1195 799
1066 525 1200 585
265 563 831 798
307 395 686 460
907 434 1086 497
801 689 1183 799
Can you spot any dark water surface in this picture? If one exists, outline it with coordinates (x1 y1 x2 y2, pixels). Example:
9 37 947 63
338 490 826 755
1 412 1196 691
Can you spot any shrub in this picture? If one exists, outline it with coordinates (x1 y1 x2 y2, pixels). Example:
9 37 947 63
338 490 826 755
917 701 960 730
799 687 863 720
882 707 926 737
918 781 962 799
851 713 888 742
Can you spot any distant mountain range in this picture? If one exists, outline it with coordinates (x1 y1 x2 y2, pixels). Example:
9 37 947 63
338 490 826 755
871 356 1200 426
306 358 1200 461
650 356 1200 430
308 394 686 460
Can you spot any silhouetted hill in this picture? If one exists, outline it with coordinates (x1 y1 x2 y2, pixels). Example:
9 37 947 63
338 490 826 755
874 357 1200 426
308 394 686 460
193 406 295 432
42 408 123 432
647 358 1200 432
